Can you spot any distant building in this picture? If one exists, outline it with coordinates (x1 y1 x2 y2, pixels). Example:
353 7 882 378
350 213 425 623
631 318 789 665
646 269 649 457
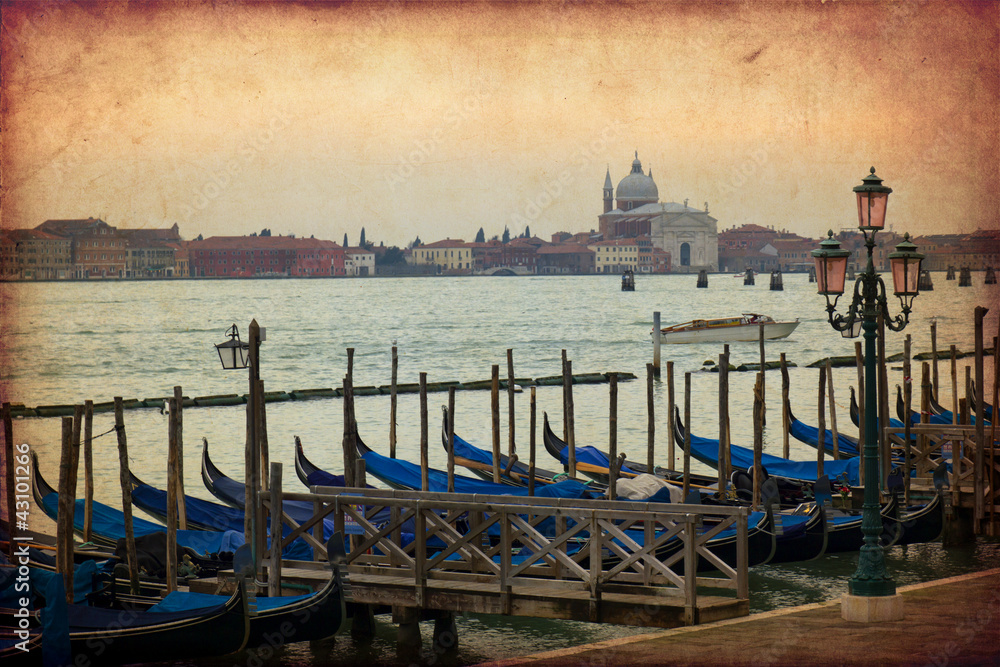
0 228 73 280
590 235 670 274
345 247 375 276
536 243 594 274
36 217 129 278
598 153 718 272
186 236 345 277
410 239 473 273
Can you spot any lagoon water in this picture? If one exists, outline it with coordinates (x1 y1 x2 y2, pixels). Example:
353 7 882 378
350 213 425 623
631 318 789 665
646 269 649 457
4 272 999 665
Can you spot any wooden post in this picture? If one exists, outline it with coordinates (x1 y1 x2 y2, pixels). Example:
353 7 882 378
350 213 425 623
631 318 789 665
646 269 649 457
114 398 139 593
507 349 516 457
390 345 398 458
173 386 186 529
561 350 569 443
83 400 94 544
758 323 766 426
491 365 501 483
342 374 356 488
646 363 655 472
529 387 537 497
667 361 676 472
347 347 354 383
1 404 14 560
991 334 999 532
717 352 728 492
817 367 826 479
683 372 691 501
420 372 429 492
974 307 987 526
951 345 959 423
780 353 790 459
254 378 267 570
855 341 865 486
652 311 661 377
447 387 456 493
245 320 261 550
166 395 179 593
931 319 939 399
268 462 283 598
753 373 764 509
566 359 576 478
903 335 913 505
826 359 839 461
56 416 75 604
259 377 269 491
724 345 731 474
70 405 82 515
609 373 618 499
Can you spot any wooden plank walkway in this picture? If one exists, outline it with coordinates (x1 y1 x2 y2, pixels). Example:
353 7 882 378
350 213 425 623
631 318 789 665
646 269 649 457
478 568 1000 667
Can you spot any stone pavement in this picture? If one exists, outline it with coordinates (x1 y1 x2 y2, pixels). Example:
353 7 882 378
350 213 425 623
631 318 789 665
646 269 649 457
476 568 1000 667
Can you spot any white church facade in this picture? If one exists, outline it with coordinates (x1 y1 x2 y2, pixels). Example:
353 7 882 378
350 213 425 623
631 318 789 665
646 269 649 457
597 153 718 272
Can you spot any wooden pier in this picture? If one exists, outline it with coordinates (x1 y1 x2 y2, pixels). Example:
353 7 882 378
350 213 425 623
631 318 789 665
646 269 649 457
247 479 750 632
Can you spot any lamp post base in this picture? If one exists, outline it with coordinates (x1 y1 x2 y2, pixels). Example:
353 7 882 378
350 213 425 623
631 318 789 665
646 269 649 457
841 593 905 622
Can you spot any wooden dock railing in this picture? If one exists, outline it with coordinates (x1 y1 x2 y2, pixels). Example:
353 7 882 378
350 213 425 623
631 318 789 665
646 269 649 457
258 470 750 627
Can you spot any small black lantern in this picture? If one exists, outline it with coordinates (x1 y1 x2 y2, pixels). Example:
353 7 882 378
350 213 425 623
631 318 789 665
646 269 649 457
215 324 250 370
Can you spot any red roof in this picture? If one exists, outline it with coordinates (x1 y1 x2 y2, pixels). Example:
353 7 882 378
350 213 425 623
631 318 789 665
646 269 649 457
418 239 469 248
537 243 594 255
189 236 341 250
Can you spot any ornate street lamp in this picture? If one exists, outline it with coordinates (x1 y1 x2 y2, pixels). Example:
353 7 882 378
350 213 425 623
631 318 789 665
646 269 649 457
812 168 924 621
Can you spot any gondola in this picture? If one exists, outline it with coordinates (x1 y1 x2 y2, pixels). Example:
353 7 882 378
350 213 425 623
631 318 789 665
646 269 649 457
354 434 597 499
895 385 953 425
542 413 718 487
672 408 860 487
785 398 860 457
31 452 249 562
821 489 943 552
65 578 249 665
439 409 587 489
201 440 341 543
849 385 907 431
144 533 347 649
969 381 995 421
766 504 828 563
293 436 356 489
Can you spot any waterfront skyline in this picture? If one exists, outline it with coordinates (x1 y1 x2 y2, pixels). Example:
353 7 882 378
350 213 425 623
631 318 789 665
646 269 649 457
2 1 997 247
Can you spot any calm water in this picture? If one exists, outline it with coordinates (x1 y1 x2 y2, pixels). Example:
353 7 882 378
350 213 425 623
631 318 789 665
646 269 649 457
4 273 999 665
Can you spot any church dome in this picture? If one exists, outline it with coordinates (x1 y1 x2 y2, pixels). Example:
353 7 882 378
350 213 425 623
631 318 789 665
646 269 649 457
615 153 658 209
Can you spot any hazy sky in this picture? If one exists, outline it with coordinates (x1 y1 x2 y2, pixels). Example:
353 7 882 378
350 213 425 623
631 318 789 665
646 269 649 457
2 0 997 246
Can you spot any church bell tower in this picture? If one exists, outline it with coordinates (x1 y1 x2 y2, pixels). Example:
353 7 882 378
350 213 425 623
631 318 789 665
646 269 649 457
603 167 614 213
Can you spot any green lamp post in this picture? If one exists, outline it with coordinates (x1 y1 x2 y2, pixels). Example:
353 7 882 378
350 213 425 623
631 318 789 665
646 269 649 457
812 168 924 619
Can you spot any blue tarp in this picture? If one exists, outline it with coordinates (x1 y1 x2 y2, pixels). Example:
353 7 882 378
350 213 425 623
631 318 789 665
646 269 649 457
360 445 596 499
788 418 860 457
148 589 311 614
684 431 861 486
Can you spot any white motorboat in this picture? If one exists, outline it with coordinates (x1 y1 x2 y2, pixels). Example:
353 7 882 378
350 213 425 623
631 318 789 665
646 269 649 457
652 313 799 344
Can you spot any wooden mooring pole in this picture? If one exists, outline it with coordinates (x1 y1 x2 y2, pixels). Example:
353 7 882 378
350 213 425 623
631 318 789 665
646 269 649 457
447 387 456 494
114 398 139 593
752 373 764 509
420 372 429 492
652 312 661 377
173 385 186 529
390 345 398 458
609 373 618 499
342 373 357 488
903 335 913 505
83 400 94 544
507 349 516 457
974 307 987 528
166 395 179 592
529 386 537 497
667 361 676 472
780 353 790 459
565 359 576 479
717 351 728 492
491 365 501 483
646 363 655 473
826 359 839 460
2 403 14 560
931 320 939 399
951 345 959 423
268 461 283 598
817 366 826 479
683 372 691 500
56 416 75 604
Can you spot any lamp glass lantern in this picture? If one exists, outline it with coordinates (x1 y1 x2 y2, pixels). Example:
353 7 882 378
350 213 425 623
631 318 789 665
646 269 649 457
853 167 893 231
888 233 925 310
215 324 250 370
840 317 862 338
811 231 851 296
